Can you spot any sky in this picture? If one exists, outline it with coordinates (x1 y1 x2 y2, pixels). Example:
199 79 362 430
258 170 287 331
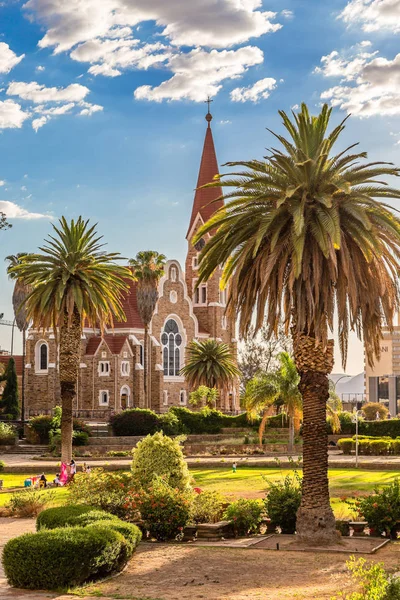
0 0 399 374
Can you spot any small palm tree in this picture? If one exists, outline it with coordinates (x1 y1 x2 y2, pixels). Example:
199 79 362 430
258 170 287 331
196 103 400 544
11 217 132 462
5 253 32 422
129 251 166 408
181 339 240 400
244 352 301 450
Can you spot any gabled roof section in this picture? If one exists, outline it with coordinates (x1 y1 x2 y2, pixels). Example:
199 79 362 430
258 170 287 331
85 337 102 356
186 112 224 240
85 335 130 356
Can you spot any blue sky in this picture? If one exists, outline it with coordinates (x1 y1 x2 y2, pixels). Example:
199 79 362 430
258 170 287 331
0 0 399 374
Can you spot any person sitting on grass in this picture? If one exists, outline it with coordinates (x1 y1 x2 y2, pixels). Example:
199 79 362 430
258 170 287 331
53 473 61 487
39 473 47 488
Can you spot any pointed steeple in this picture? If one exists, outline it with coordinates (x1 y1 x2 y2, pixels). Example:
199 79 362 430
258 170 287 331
186 107 224 239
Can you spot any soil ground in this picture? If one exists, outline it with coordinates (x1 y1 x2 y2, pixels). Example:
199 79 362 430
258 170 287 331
82 541 400 600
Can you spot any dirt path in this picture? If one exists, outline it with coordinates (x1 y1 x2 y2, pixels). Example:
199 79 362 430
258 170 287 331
88 541 400 600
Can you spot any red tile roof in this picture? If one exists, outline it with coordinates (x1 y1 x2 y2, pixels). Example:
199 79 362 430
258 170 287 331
0 355 23 377
85 336 129 356
112 280 144 329
186 114 224 239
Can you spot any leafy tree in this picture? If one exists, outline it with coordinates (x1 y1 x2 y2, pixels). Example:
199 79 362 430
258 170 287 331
129 251 166 408
189 385 219 408
131 431 191 491
11 217 131 462
195 103 400 544
239 322 292 390
0 212 11 231
6 253 32 422
181 339 240 397
0 357 19 419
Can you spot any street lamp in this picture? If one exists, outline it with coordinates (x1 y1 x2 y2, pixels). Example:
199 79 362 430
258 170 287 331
352 408 363 468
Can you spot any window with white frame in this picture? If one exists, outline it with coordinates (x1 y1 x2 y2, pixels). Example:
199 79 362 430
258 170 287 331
180 390 187 405
99 390 109 405
98 361 110 376
163 390 168 406
121 361 130 376
161 319 182 376
194 281 207 305
219 288 227 305
35 341 49 372
192 255 199 270
222 316 227 330
101 351 107 358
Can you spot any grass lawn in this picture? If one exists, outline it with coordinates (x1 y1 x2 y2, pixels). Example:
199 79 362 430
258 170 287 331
2 466 399 516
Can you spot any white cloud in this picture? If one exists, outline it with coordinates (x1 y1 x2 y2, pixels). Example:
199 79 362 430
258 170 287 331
23 0 282 52
135 46 263 102
340 0 400 33
281 9 294 19
318 46 400 116
0 42 24 74
219 119 232 125
315 46 377 81
36 65 45 71
71 38 172 77
0 100 30 129
78 102 103 116
231 77 277 102
20 185 27 191
291 103 299 110
7 81 90 103
32 116 47 131
0 200 51 219
0 180 5 186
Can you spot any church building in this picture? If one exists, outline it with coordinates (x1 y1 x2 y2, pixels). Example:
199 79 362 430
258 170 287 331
23 109 239 418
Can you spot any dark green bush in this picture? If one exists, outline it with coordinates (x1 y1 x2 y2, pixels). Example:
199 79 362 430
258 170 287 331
2 526 126 590
369 439 390 455
267 413 289 428
72 431 89 446
93 520 142 556
223 499 264 535
264 473 302 534
0 422 17 445
37 505 116 530
28 414 91 444
157 411 182 435
359 439 371 455
110 408 160 436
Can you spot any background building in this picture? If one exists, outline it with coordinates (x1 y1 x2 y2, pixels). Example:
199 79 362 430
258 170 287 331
23 110 239 419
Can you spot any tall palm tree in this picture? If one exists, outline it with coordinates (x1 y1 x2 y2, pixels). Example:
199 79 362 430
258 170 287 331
196 103 400 544
243 352 301 450
5 253 32 423
11 217 132 462
181 339 240 399
129 251 166 408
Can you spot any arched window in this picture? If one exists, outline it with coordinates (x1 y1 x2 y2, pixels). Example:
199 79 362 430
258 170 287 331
35 341 49 372
161 319 182 376
170 266 177 282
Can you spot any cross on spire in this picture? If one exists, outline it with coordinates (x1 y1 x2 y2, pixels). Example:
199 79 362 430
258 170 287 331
205 96 213 126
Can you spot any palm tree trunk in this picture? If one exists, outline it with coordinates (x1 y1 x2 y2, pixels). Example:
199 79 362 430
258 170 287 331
21 329 26 425
143 324 148 408
293 332 337 545
288 414 295 454
60 307 81 463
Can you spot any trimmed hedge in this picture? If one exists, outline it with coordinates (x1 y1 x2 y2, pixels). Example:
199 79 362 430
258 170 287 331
2 526 127 590
338 436 400 455
37 505 116 530
28 415 91 444
110 406 259 436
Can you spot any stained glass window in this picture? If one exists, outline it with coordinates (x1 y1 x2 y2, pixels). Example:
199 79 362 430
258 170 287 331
162 319 182 376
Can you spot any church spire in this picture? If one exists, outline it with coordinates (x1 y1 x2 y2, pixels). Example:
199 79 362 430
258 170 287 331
186 101 224 240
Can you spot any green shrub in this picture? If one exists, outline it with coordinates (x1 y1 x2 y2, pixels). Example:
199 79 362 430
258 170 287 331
392 439 400 455
338 438 353 455
264 472 302 534
358 419 400 438
131 431 191 491
110 408 159 436
93 520 142 559
73 431 89 446
2 526 127 590
124 478 193 541
359 439 371 455
7 489 55 517
223 499 264 536
356 479 400 538
28 413 91 444
335 556 398 600
192 490 226 524
106 450 131 457
69 469 135 518
157 411 182 435
37 505 116 530
369 439 390 455
0 459 5 472
0 421 16 445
